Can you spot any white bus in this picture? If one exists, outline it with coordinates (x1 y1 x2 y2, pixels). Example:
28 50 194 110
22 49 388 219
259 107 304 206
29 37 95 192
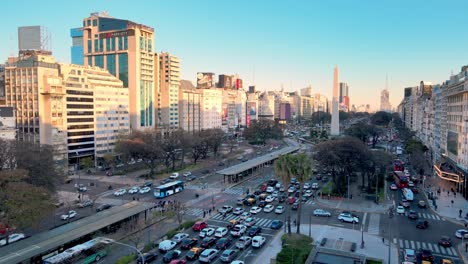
43 237 112 264
402 188 414 201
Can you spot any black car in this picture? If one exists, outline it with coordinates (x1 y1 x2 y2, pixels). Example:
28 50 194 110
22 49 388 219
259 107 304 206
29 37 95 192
162 250 181 263
201 169 210 174
322 176 329 182
418 249 434 261
416 220 428 229
258 201 267 208
294 191 300 198
278 196 286 203
248 226 262 237
438 236 452 247
137 252 158 264
254 190 262 195
292 202 300 210
143 181 153 188
316 175 322 180
241 158 249 162
200 237 217 248
216 237 232 250
96 204 112 212
218 162 225 166
180 238 198 250
267 179 278 187
408 210 418 220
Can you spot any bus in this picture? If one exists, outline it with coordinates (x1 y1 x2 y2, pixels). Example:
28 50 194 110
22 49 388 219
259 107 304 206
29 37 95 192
154 180 184 198
402 188 414 201
43 237 112 264
393 159 404 172
394 171 409 188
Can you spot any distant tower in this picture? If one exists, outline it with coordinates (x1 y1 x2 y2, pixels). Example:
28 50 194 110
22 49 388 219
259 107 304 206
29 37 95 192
331 66 340 135
380 74 392 112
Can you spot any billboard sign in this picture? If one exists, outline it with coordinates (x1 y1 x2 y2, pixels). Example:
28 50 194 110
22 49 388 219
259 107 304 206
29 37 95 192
197 72 215 89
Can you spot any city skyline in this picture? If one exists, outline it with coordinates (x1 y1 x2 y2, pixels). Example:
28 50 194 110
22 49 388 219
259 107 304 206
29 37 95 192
2 0 468 109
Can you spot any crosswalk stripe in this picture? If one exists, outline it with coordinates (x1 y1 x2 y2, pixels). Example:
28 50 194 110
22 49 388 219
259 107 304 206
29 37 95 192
410 241 415 249
432 244 439 253
427 243 433 251
418 213 422 218
416 241 421 249
434 214 440 220
447 247 456 256
422 242 427 249
393 238 397 245
264 219 272 226
399 240 404 248
439 246 446 254
257 219 267 226
404 240 409 248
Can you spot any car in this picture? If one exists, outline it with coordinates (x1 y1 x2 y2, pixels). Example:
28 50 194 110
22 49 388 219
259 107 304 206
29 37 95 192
316 175 322 180
455 229 468 239
241 158 249 162
180 238 198 249
322 176 329 182
403 248 416 262
272 191 279 197
303 183 311 189
408 181 415 187
252 236 266 248
390 183 397 190
113 188 126 196
128 186 140 194
440 259 454 264
275 205 285 214
259 184 268 192
185 247 203 260
201 169 210 174
142 181 153 188
236 236 252 250
313 209 331 217
294 191 300 198
265 195 275 203
214 227 228 238
303 190 313 197
186 175 196 181
438 236 452 247
220 249 238 263
396 206 405 215
0 233 26 246
278 195 286 203
239 212 251 221
243 198 256 206
199 248 219 263
116 163 125 168
192 221 208 232
77 200 93 208
230 224 247 237
270 220 283 230
400 199 410 208
172 233 189 243
168 260 186 264
161 178 171 184
219 205 233 214
275 182 282 189
287 196 296 204
218 162 225 166
163 250 181 263
263 204 274 213
169 172 179 179
199 228 215 238
290 177 297 184
77 184 88 192
183 171 192 177
200 237 217 248
287 187 295 193
292 202 300 210
266 186 274 193
137 252 158 264
279 186 285 192
216 237 232 250
311 183 319 190
237 156 244 160
96 203 112 212
408 210 418 220
159 240 177 252
418 200 426 208
416 220 428 229
236 198 245 206
248 226 262 237
139 186 151 194
258 200 267 208
244 217 256 227
338 212 359 223
233 207 244 215
418 249 434 262
60 210 77 220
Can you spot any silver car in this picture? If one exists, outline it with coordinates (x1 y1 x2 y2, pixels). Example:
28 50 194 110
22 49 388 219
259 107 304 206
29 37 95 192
199 248 218 263
313 209 331 217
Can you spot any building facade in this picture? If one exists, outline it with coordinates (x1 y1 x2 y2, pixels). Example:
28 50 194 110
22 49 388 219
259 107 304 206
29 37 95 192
18 26 44 51
158 52 180 130
70 28 84 65
0 106 16 140
179 80 201 132
200 88 222 129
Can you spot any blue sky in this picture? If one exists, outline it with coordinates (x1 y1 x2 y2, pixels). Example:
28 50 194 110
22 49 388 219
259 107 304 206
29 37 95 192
2 0 467 109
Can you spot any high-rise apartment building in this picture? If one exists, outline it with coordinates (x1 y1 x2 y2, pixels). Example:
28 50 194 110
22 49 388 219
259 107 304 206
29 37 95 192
179 80 201 132
0 106 16 140
158 52 180 130
258 92 275 120
200 88 222 129
70 28 84 65
0 64 5 105
380 88 392 112
77 12 155 130
18 26 47 51
339 82 348 103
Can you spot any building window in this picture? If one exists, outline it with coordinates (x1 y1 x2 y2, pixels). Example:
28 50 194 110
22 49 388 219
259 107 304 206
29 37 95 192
87 39 92 53
118 37 123 50
123 36 128 50
107 54 116 76
92 19 97 26
87 20 91 26
87 56 92 65
106 38 110 51
118 53 128 87
111 37 116 51
95 55 104 68
94 39 98 52
99 38 104 52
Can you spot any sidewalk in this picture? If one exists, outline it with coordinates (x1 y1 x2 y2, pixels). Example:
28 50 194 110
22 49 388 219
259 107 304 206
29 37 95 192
254 224 398 264
457 242 468 264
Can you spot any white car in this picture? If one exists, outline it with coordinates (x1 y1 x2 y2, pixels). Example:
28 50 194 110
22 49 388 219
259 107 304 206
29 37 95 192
275 183 281 189
287 187 295 193
311 183 319 189
338 213 359 223
265 195 275 203
233 207 244 215
113 188 126 196
183 171 192 177
128 186 140 194
231 261 245 264
158 240 177 252
408 181 415 187
139 187 151 194
455 229 468 239
303 183 311 189
244 217 256 227
272 191 279 197
266 186 274 193
230 225 247 237
235 236 252 250
263 204 274 213
396 206 405 215
303 190 313 197
249 207 262 214
214 227 228 238
251 236 266 248
313 209 331 217
199 227 215 238
61 210 78 220
172 233 189 243
275 205 285 214
0 233 26 246
199 249 219 263
219 205 233 214
169 172 179 179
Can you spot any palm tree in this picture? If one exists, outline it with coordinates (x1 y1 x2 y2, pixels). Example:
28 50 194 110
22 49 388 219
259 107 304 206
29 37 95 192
274 155 294 234
293 154 312 234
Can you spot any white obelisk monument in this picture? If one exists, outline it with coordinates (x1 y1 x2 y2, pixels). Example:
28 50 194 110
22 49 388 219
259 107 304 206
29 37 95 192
331 65 340 136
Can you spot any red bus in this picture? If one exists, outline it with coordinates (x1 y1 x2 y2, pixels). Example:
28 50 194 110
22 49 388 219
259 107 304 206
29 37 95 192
393 171 409 188
393 159 404 172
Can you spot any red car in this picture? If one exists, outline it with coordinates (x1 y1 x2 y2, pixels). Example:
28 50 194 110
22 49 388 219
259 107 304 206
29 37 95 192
259 184 268 192
192 221 208 232
169 260 186 264
288 197 296 204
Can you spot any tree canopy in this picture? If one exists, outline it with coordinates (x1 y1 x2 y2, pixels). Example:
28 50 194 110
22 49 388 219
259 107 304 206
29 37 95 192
243 119 282 144
370 111 393 126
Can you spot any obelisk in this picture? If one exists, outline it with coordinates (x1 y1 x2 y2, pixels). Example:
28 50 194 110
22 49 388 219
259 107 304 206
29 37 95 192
331 65 340 136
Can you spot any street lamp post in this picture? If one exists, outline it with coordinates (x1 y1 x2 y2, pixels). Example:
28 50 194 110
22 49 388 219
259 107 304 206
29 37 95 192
309 214 312 238
360 225 364 248
98 237 144 264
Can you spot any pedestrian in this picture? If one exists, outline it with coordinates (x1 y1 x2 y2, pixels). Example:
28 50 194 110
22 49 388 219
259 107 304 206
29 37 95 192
209 209 212 215
203 211 206 218
382 237 384 243
447 191 450 197
213 206 215 211
454 192 456 198
459 209 463 218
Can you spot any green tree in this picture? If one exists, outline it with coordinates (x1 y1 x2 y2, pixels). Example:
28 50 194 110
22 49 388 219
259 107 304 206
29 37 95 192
370 111 393 126
244 119 282 144
309 111 331 126
80 157 94 171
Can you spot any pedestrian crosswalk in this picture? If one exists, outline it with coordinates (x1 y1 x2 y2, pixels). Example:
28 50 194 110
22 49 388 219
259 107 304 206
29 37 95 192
417 212 445 221
304 200 316 205
394 238 458 257
185 207 205 217
366 213 380 235
222 187 245 195
210 213 276 228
